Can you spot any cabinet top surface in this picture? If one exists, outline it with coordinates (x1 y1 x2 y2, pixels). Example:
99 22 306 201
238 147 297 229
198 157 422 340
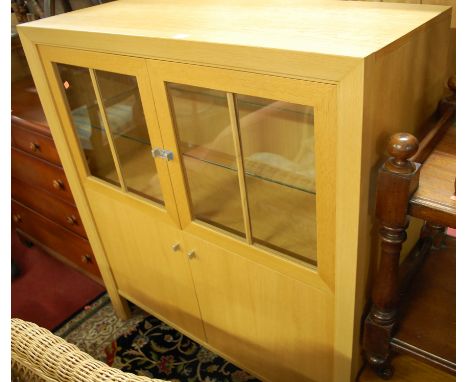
20 0 449 59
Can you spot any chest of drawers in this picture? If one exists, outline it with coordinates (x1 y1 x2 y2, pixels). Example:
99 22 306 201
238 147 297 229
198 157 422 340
11 78 101 281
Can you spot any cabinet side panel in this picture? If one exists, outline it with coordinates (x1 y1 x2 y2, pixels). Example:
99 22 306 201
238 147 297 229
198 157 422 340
361 11 452 280
372 13 451 142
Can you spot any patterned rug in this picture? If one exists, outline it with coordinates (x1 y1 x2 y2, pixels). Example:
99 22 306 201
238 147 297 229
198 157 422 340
54 294 261 382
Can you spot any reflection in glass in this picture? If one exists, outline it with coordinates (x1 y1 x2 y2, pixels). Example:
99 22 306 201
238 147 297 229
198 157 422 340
237 95 317 265
95 70 164 204
57 63 119 185
167 83 245 237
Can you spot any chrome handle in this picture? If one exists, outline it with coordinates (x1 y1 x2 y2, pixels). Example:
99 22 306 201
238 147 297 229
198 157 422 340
152 147 174 161
187 250 196 259
171 242 180 252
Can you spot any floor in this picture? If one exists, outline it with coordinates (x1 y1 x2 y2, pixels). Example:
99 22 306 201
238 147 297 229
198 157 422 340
359 355 455 382
11 230 105 330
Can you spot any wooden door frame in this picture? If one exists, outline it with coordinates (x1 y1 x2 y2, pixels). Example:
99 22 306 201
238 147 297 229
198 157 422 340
148 60 337 292
38 45 181 228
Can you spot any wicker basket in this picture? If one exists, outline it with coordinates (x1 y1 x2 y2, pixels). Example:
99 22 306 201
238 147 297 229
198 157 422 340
11 318 167 382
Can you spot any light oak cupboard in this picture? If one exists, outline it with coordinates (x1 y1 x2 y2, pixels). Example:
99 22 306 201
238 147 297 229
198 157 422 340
18 1 452 381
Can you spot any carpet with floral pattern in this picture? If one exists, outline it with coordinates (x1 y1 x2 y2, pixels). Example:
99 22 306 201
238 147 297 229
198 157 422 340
54 293 261 382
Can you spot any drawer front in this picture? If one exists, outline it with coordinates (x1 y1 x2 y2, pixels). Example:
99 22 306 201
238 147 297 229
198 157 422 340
12 178 87 238
12 123 61 165
12 148 74 204
12 200 100 278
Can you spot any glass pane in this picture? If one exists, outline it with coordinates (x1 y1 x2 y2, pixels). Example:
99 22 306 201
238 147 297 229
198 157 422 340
95 70 164 204
167 83 245 237
57 64 119 186
237 95 317 265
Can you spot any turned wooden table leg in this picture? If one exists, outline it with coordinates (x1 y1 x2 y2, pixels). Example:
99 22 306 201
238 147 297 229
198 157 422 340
363 133 420 379
421 222 446 249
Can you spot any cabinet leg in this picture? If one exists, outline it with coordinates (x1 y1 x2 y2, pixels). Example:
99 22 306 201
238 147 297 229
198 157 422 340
108 292 132 320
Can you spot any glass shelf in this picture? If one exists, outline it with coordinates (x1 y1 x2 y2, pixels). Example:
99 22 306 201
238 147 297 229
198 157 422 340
70 102 151 147
183 150 316 195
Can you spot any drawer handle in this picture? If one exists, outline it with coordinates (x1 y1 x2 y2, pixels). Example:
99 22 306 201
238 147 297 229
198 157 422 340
52 179 64 190
12 214 22 223
66 215 77 225
187 250 196 259
81 254 92 264
171 242 180 252
29 142 40 152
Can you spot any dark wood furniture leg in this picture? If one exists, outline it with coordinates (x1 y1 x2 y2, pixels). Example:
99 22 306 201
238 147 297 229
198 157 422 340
422 222 446 249
363 133 420 379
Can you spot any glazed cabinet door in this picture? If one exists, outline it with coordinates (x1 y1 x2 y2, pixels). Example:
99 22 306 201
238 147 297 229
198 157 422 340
148 61 337 381
39 46 180 226
148 60 336 289
39 46 205 338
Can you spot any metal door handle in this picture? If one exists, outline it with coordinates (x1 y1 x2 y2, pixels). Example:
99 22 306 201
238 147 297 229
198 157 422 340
152 147 174 161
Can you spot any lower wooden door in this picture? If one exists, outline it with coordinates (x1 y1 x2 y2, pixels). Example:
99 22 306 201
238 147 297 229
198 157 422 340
87 187 205 340
182 231 335 382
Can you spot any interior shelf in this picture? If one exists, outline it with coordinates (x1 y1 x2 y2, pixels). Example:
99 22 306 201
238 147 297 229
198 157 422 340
183 149 316 194
176 152 318 265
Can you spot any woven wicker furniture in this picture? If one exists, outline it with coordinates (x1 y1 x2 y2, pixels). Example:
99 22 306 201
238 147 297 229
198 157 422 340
11 318 167 382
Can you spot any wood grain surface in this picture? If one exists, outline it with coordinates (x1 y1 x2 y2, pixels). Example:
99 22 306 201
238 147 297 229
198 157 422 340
12 200 101 279
12 123 61 165
18 0 449 59
185 230 334 382
12 177 87 238
410 125 456 227
11 77 49 134
12 148 74 204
